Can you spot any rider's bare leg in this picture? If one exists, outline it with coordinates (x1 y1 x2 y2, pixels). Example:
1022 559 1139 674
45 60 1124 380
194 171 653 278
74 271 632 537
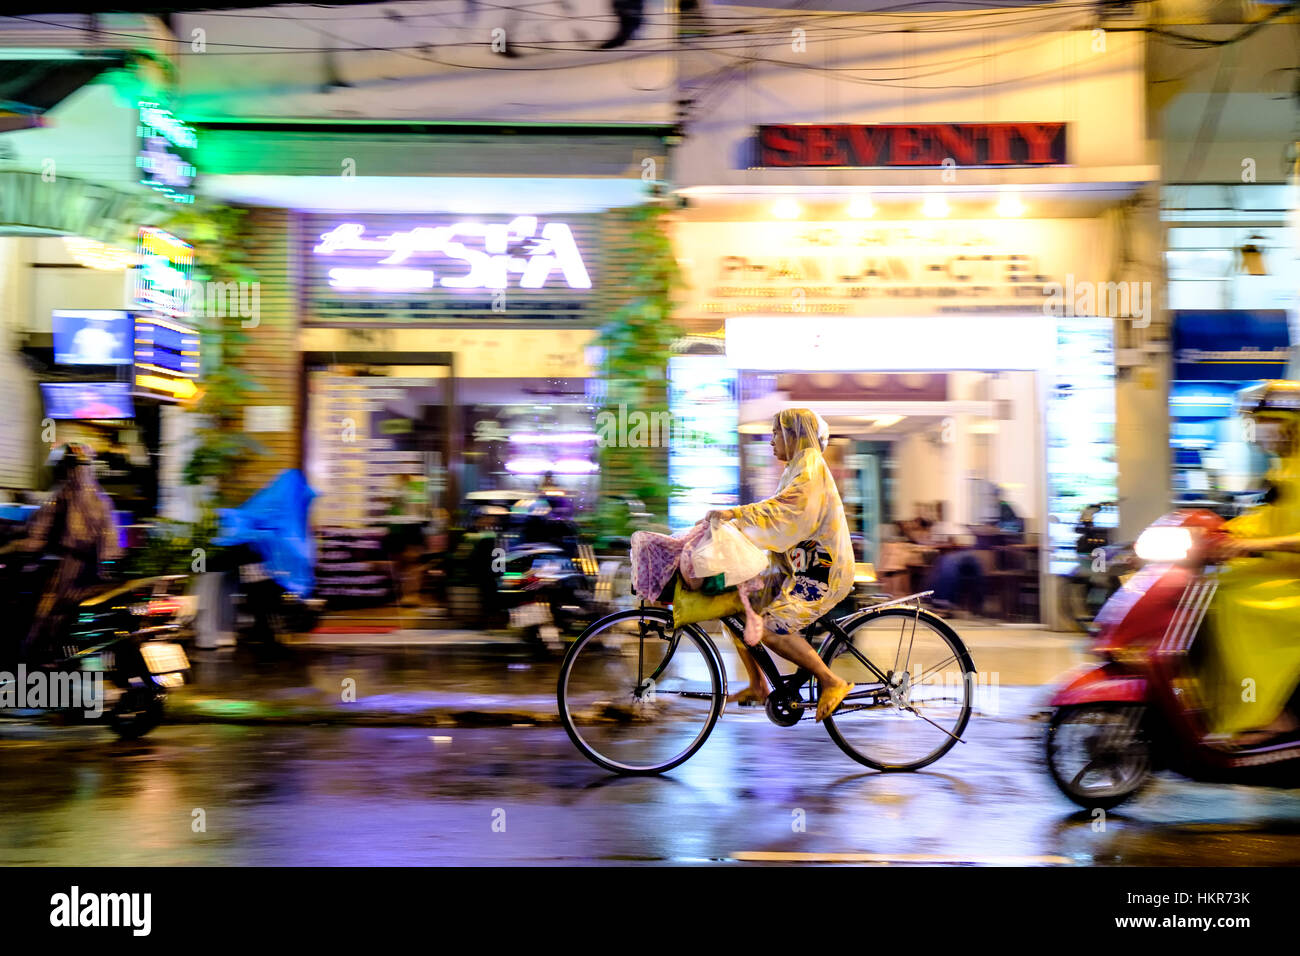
761 627 847 691
726 634 769 704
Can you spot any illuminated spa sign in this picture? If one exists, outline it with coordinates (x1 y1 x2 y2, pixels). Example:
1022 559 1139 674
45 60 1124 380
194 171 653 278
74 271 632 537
136 101 198 204
756 123 1067 168
311 216 592 292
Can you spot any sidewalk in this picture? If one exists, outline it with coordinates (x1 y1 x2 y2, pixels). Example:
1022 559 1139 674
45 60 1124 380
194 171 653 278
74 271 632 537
167 621 1087 728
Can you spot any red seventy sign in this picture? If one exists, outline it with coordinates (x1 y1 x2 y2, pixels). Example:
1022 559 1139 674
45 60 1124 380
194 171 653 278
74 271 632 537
756 123 1067 167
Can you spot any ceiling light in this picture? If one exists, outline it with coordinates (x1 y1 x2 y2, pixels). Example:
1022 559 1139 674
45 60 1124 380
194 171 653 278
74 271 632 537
772 198 801 220
996 192 1025 218
922 195 949 218
847 195 874 219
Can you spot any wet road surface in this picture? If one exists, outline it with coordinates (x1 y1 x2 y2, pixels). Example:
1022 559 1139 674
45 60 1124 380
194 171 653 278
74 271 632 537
3 703 1299 865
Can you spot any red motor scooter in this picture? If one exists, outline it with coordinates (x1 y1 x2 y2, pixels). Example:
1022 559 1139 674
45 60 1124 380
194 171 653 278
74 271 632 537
1045 509 1300 809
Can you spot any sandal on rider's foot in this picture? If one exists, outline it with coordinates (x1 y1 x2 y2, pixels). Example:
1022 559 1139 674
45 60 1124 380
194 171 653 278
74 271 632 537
815 682 855 722
728 687 768 707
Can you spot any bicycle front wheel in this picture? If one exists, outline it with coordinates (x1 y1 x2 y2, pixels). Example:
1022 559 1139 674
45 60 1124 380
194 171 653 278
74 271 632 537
821 607 975 771
557 608 724 775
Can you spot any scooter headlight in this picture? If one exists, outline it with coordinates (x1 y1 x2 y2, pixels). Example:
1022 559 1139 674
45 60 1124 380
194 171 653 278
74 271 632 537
1134 526 1193 563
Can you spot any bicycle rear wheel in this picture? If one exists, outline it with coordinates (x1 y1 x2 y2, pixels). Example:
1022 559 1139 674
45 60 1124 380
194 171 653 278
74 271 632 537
820 607 975 771
557 608 724 775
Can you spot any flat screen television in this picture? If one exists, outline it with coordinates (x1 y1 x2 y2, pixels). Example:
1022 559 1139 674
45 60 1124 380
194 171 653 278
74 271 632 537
40 382 135 421
52 310 134 366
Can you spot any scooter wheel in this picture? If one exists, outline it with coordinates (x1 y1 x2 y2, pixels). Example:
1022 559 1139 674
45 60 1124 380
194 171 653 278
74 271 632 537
1045 703 1152 810
108 688 165 741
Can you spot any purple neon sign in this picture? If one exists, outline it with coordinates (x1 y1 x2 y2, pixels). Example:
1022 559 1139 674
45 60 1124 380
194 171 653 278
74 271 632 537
312 216 592 292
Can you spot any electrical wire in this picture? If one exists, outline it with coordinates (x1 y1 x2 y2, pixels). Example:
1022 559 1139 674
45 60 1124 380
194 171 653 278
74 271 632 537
6 3 1111 58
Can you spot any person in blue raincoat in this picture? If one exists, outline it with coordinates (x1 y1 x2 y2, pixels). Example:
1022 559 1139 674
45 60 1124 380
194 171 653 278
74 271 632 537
214 470 317 648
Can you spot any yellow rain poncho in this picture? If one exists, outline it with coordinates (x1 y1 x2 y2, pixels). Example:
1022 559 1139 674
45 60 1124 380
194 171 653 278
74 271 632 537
732 408 855 636
1204 441 1300 734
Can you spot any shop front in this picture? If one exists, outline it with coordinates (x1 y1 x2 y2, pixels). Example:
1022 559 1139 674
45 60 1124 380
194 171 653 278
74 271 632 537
1163 183 1298 512
0 70 199 529
664 8 1161 625
278 206 631 611
671 209 1129 625
5 225 201 538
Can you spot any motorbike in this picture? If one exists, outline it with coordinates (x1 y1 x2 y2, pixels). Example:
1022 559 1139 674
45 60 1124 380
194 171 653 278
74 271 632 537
503 543 620 639
0 556 192 740
1045 509 1300 809
1065 502 1136 630
452 496 628 639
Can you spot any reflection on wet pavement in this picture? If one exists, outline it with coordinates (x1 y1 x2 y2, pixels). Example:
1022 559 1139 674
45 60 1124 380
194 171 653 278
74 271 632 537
2 707 1298 865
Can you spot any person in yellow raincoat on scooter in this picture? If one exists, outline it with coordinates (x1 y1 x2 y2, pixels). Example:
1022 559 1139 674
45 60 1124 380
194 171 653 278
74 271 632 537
1204 381 1300 744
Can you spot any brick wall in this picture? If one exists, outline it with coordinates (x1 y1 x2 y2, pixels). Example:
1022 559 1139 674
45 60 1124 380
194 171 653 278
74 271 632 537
223 207 301 503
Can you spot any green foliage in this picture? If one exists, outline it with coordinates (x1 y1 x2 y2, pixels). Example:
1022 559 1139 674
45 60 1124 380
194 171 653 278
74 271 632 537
595 204 684 536
114 514 218 579
163 203 265 506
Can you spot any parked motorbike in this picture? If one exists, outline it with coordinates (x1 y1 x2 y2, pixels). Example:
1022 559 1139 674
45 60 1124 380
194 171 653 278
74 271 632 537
0 557 191 740
1067 542 1140 631
1065 502 1134 630
1045 509 1300 809
499 543 603 639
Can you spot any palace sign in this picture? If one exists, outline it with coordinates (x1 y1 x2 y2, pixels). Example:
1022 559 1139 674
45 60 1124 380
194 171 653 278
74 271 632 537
756 123 1067 168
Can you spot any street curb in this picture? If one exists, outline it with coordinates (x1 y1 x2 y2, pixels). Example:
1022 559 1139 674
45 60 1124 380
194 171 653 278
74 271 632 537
167 697 562 728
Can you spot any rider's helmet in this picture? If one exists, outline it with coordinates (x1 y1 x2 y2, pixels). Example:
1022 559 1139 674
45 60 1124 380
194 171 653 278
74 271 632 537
1235 380 1300 459
45 441 96 485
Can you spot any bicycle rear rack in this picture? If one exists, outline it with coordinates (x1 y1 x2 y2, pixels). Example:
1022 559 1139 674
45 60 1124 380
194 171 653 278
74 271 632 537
864 589 934 611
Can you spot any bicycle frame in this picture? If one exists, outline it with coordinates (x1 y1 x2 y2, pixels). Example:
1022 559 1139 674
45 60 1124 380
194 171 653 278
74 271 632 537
717 589 940 716
625 589 942 715
559 592 971 774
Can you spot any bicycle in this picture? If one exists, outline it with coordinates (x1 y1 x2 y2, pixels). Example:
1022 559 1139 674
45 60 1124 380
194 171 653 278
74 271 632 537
557 589 976 775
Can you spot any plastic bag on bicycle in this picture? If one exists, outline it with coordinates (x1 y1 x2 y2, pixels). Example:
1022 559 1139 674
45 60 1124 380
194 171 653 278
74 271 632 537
631 524 764 632
683 518 769 589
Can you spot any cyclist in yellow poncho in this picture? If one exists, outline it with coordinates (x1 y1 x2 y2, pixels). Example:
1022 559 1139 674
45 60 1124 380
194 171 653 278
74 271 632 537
707 408 856 722
1204 381 1300 744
